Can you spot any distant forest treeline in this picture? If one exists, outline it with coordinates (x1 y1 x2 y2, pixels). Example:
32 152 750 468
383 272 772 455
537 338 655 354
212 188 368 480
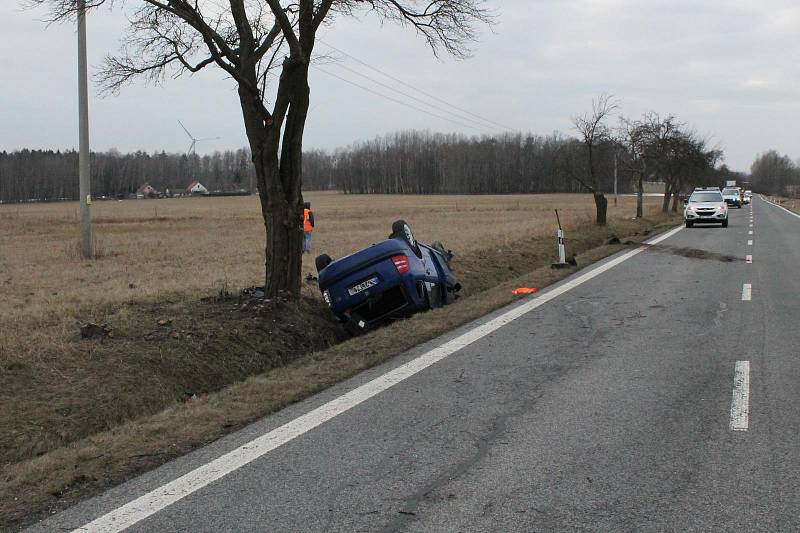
0 148 255 203
0 131 632 203
302 131 627 194
749 150 800 197
4 130 798 203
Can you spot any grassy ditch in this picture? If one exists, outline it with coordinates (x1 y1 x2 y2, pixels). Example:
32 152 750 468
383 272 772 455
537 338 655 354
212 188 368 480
2 213 679 529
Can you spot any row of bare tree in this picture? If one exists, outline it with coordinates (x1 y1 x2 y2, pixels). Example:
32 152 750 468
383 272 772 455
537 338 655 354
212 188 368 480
570 95 734 224
0 148 255 203
302 96 731 225
302 131 625 196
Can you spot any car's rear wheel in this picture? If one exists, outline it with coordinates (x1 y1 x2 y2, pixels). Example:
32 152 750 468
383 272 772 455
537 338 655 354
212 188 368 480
391 219 421 256
315 254 333 273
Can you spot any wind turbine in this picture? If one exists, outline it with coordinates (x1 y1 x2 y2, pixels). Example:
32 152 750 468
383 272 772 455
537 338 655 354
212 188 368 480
178 120 220 155
178 120 220 185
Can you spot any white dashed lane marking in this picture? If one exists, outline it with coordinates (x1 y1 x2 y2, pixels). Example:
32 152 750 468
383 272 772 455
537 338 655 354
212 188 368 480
730 361 750 431
742 284 752 301
746 255 752 264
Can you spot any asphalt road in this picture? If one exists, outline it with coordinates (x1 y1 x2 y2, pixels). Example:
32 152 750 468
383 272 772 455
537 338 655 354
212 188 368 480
31 196 800 532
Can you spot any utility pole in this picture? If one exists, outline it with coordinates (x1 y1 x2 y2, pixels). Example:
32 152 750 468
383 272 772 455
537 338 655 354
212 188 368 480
613 150 618 207
78 0 93 258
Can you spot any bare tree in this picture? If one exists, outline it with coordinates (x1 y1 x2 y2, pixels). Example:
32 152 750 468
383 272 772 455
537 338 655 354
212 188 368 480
571 94 618 225
656 129 719 212
617 111 676 218
32 0 491 298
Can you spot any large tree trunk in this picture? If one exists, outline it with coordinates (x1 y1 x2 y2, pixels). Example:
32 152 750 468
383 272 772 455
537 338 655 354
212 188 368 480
636 171 644 218
237 60 309 299
257 157 304 298
593 192 608 226
661 182 673 212
671 191 680 212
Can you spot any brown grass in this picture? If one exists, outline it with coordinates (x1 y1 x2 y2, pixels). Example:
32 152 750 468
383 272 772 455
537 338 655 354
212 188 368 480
0 192 656 322
0 192 670 528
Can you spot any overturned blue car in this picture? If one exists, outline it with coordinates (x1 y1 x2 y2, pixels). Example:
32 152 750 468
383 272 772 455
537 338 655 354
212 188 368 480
316 220 462 334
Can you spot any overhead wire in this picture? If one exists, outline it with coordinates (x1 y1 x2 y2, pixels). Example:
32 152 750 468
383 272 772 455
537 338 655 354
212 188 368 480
315 67 494 134
318 38 516 132
326 62 504 133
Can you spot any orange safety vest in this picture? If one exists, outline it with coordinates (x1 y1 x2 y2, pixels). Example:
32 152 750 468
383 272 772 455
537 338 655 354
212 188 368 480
303 208 313 233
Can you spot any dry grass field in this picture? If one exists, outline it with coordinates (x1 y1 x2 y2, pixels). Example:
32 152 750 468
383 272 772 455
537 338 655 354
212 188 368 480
0 192 670 527
1 192 658 322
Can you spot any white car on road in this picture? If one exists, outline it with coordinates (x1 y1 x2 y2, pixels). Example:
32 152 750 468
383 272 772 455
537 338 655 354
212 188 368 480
685 188 729 228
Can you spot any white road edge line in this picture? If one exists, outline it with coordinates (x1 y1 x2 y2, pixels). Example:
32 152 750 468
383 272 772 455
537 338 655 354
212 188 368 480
730 361 750 431
742 283 752 301
760 195 800 220
70 226 685 533
746 255 752 264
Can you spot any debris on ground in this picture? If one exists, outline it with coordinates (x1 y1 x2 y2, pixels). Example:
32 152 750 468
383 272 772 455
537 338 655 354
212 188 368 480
183 392 204 403
567 254 578 266
305 273 318 284
241 286 265 298
157 318 172 327
606 234 621 245
512 287 538 295
80 322 112 339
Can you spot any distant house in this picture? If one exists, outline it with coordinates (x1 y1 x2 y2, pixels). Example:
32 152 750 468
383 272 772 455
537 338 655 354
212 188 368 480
136 183 158 199
186 181 209 195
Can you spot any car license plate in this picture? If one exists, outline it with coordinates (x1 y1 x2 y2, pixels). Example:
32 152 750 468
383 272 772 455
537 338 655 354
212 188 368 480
348 277 379 296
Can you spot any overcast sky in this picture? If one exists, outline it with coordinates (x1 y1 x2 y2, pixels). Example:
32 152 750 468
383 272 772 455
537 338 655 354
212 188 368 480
2 0 799 171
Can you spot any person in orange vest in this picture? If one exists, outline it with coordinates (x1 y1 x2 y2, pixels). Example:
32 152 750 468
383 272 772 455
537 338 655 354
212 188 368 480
302 201 315 253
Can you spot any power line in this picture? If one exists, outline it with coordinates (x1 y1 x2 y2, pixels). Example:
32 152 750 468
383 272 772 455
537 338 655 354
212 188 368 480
319 38 516 132
328 62 504 134
315 67 493 134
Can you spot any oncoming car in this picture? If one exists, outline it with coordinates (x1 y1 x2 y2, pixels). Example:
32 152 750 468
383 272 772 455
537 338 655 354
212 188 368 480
685 188 728 228
315 220 462 334
722 187 742 208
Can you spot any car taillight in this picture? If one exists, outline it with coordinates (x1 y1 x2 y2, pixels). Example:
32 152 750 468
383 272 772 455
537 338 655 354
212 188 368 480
391 255 410 274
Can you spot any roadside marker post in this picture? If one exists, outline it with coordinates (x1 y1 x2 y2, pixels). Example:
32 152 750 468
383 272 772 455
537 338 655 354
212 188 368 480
551 209 572 269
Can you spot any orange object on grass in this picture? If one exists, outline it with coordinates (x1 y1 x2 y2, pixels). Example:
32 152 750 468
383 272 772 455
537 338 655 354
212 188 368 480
512 287 537 295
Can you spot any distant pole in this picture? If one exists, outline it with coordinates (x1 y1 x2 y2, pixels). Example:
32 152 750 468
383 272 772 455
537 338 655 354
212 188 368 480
78 0 92 258
613 151 618 207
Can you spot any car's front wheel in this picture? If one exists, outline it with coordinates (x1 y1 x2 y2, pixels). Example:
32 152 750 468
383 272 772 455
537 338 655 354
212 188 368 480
722 219 729 227
315 254 333 273
685 220 694 228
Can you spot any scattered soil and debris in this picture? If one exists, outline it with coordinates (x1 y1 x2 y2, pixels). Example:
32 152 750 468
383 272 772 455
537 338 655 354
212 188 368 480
646 243 741 263
79 322 113 339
